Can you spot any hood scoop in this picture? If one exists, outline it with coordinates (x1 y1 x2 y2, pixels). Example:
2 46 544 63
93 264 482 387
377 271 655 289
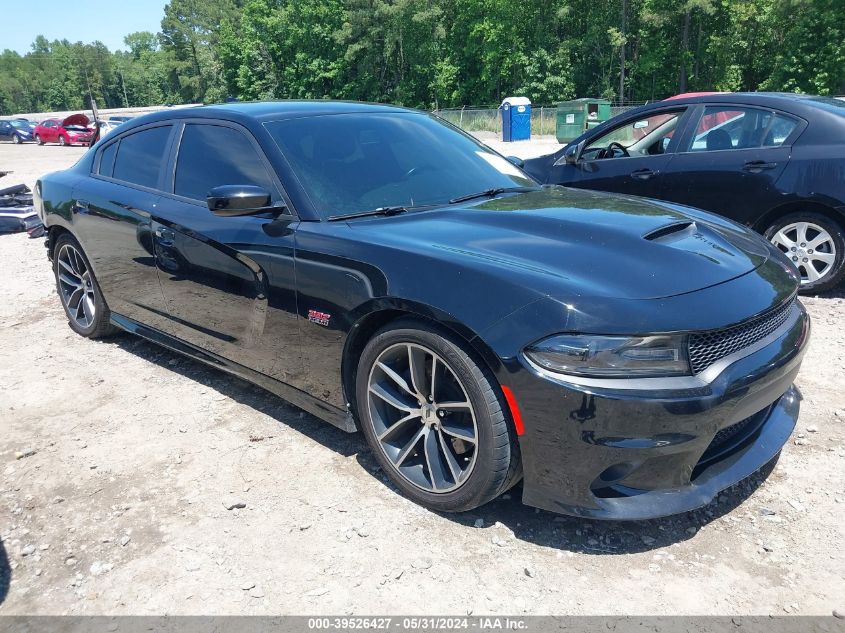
643 221 696 243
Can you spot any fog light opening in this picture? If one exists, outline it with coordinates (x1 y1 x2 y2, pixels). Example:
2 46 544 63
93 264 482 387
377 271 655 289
596 462 636 484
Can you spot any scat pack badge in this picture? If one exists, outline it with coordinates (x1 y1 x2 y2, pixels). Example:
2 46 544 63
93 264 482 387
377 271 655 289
307 309 331 327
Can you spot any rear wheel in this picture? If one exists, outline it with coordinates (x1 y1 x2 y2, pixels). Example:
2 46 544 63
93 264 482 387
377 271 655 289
58 135 67 146
53 234 118 338
356 319 520 512
11 134 21 144
765 212 845 293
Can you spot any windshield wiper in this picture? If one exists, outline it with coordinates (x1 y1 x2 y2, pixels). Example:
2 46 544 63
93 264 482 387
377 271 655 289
448 186 539 204
327 206 409 222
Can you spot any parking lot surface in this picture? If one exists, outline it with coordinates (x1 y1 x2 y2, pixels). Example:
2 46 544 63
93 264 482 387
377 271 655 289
0 140 843 615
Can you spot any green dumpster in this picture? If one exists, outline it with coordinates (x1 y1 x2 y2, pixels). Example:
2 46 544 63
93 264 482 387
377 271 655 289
555 98 612 143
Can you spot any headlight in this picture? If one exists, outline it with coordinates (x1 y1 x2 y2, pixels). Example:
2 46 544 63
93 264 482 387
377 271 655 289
524 334 690 378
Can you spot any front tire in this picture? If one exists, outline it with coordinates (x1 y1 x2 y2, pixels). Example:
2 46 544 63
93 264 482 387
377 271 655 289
356 319 521 512
58 135 67 146
12 134 21 144
35 134 43 145
765 212 845 294
53 234 118 338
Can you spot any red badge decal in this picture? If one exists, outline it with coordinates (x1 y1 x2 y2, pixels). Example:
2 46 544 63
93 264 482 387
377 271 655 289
307 309 331 327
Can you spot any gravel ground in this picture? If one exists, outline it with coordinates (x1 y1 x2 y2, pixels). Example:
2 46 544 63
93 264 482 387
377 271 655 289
0 140 844 616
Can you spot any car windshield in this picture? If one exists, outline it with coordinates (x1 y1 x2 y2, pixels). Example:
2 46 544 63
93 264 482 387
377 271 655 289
264 112 536 218
10 120 29 129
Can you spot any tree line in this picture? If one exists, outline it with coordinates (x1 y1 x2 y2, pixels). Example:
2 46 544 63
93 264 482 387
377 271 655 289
1 0 843 116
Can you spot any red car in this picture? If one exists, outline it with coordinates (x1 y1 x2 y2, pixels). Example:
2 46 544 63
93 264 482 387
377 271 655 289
33 114 94 146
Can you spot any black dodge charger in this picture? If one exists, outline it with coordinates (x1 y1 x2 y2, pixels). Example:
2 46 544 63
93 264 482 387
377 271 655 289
35 102 810 519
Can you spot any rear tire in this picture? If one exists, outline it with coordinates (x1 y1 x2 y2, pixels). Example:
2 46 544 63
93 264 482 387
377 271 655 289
355 318 521 512
765 212 845 294
53 234 118 338
58 135 67 146
12 134 21 144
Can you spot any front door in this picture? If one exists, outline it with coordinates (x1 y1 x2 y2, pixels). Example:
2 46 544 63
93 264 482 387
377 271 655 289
658 105 799 225
551 107 692 199
150 121 300 381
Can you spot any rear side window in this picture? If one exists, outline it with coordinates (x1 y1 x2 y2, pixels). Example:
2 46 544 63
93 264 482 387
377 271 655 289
98 142 118 177
112 126 172 189
686 106 798 152
174 124 275 201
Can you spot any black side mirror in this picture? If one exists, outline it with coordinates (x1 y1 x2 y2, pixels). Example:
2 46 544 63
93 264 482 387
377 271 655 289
207 185 275 217
556 139 586 166
506 155 525 168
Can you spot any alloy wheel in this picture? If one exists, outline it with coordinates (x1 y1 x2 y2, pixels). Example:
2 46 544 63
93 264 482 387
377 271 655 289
56 244 97 328
12 134 21 144
59 136 67 146
770 221 837 285
367 342 478 493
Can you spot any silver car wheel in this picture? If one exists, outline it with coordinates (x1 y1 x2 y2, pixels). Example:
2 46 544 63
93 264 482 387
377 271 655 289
57 244 96 328
770 221 837 285
367 342 478 493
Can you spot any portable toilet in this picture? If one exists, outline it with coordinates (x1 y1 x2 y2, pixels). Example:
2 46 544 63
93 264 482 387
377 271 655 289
501 97 531 142
555 98 611 143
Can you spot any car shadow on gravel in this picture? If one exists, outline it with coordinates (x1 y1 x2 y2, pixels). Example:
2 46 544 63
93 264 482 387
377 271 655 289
106 331 781 556
448 457 780 555
0 538 10 605
107 335 364 458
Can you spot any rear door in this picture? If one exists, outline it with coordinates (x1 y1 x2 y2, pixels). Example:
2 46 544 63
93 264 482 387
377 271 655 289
548 107 693 198
150 120 300 380
70 123 175 329
42 120 57 142
657 104 803 225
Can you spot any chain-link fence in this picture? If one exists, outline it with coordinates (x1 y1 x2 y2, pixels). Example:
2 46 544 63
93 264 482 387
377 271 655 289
433 104 644 138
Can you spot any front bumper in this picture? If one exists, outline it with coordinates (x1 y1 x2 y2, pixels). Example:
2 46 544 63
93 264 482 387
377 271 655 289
508 300 809 520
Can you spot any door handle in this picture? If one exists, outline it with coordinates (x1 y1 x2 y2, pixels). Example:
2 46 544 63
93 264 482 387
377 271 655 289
74 199 89 212
742 160 777 173
630 168 656 181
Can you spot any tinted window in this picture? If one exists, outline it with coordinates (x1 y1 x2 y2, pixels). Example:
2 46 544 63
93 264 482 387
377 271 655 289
686 106 798 152
265 113 536 217
174 124 275 201
584 110 685 159
98 142 118 177
112 126 171 189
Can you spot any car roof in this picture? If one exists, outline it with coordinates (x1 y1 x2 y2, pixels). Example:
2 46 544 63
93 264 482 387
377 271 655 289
116 100 421 131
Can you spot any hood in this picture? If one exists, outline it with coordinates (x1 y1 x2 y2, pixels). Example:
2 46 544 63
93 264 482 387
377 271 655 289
62 113 90 127
350 188 772 301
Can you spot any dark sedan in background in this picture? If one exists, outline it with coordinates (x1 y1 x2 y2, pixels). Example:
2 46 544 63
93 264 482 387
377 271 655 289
0 119 35 143
524 93 845 293
36 101 808 519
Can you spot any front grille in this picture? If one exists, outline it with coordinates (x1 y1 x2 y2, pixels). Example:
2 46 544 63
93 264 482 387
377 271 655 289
688 298 795 374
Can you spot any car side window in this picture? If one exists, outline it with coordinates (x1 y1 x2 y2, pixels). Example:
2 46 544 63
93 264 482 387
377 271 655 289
583 109 686 160
761 113 798 147
174 124 276 202
112 126 172 189
98 142 118 177
685 106 798 152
